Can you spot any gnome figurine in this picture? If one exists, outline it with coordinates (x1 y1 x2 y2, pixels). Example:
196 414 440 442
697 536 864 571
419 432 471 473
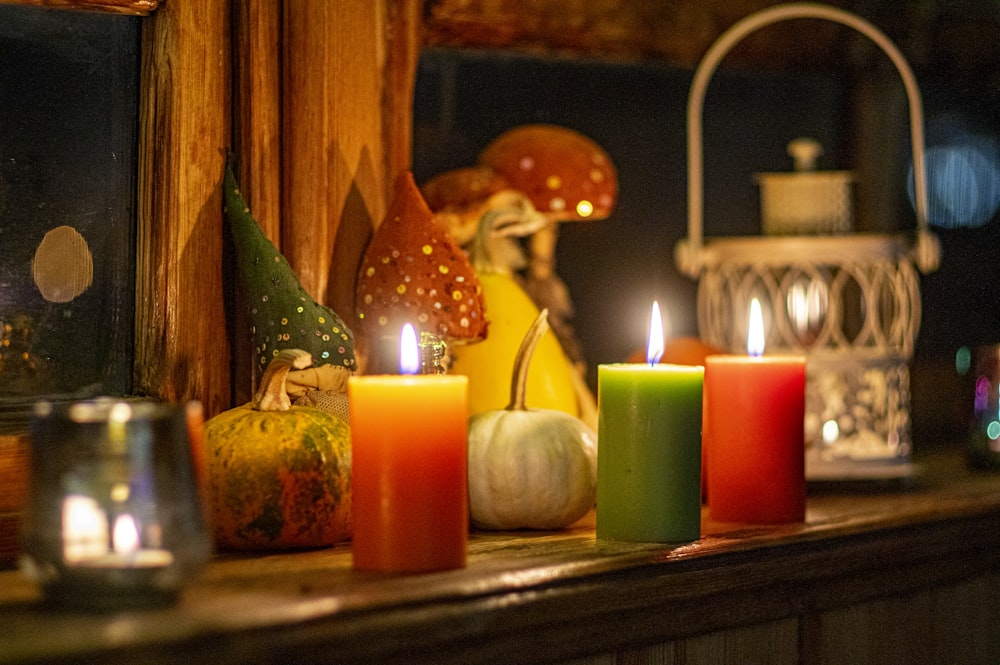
223 158 355 420
354 172 489 374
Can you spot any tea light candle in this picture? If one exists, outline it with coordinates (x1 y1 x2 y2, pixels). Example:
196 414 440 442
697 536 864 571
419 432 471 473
21 399 210 610
597 302 704 543
61 497 174 568
349 324 469 573
704 298 806 523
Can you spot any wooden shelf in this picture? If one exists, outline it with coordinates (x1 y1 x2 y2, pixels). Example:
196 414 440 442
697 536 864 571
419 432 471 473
3 452 1000 665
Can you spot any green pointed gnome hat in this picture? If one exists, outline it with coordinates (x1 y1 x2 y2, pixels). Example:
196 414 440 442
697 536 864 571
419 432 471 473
223 158 356 374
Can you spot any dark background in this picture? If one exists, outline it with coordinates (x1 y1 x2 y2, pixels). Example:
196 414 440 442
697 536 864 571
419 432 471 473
412 43 1000 439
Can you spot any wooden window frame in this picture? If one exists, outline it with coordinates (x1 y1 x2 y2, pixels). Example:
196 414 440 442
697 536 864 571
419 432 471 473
0 0 159 14
3 0 420 416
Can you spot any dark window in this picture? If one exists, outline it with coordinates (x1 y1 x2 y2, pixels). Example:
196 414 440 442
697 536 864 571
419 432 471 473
0 5 139 428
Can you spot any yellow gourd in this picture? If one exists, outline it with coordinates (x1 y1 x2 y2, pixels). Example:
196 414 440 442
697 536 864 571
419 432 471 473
203 349 351 550
467 310 597 530
448 201 580 419
450 272 578 417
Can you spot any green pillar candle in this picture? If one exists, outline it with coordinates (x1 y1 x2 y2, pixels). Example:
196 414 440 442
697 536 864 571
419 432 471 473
596 363 704 543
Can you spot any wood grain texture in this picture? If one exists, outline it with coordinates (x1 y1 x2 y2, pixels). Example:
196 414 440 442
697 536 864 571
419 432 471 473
422 0 851 67
134 0 232 415
283 0 393 319
1 454 999 665
0 0 160 15
232 0 282 246
331 0 422 323
422 0 1000 81
0 435 29 566
804 573 1000 665
682 619 799 664
231 0 282 403
384 0 422 193
225 0 421 394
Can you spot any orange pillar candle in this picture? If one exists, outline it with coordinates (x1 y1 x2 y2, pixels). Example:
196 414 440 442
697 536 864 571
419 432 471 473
704 299 806 523
349 324 469 572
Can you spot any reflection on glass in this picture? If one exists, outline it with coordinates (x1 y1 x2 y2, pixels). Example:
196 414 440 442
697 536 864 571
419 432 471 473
787 277 827 346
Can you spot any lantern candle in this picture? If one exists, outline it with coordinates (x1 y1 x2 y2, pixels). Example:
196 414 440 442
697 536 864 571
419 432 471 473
704 298 806 523
61 499 175 568
597 302 704 543
349 324 469 573
20 399 209 610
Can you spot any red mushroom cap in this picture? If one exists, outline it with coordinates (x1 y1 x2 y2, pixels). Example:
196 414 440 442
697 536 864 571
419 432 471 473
421 166 513 246
478 124 618 221
355 172 488 344
422 166 510 214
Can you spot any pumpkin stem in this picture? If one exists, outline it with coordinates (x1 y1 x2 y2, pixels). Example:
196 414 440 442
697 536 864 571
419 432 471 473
507 309 549 412
253 349 314 412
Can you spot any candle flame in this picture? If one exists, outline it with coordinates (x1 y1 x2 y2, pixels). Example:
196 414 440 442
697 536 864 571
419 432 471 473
747 298 765 357
62 494 109 562
399 323 420 375
112 513 141 555
646 301 665 365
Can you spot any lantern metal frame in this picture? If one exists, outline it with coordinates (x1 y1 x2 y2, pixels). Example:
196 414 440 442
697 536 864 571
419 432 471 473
674 3 940 480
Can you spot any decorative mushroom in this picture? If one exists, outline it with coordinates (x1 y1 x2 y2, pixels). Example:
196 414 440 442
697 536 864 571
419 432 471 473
419 151 604 430
354 171 488 373
477 124 618 367
422 165 511 247
422 166 549 274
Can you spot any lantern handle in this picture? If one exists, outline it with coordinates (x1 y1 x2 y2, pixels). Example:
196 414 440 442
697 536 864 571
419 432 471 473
675 2 939 277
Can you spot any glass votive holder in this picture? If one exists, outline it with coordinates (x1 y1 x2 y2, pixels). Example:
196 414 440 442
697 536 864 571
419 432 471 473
20 398 211 610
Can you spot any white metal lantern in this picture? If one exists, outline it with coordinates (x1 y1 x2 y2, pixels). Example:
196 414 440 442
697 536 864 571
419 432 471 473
674 3 941 481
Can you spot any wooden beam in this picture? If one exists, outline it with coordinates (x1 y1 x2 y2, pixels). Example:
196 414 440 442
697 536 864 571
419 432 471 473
0 0 160 15
232 0 282 246
422 0 851 68
282 0 422 323
231 0 283 403
134 0 232 415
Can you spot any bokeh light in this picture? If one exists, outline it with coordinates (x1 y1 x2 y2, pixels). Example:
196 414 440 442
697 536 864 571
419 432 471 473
910 134 1000 229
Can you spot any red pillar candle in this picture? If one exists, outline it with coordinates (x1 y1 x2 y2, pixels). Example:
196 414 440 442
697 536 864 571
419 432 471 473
349 324 469 572
704 299 806 523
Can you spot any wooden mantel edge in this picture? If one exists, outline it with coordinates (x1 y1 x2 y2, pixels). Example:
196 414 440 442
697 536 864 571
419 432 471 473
138 511 1000 665
3 458 1000 665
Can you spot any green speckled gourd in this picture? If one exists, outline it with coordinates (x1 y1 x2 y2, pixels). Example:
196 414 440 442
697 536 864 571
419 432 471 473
223 157 356 374
204 349 352 550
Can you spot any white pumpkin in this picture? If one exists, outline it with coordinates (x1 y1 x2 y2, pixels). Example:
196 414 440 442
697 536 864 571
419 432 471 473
467 310 598 530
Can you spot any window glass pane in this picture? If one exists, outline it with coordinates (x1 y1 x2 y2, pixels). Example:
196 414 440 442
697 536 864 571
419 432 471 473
0 6 139 426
